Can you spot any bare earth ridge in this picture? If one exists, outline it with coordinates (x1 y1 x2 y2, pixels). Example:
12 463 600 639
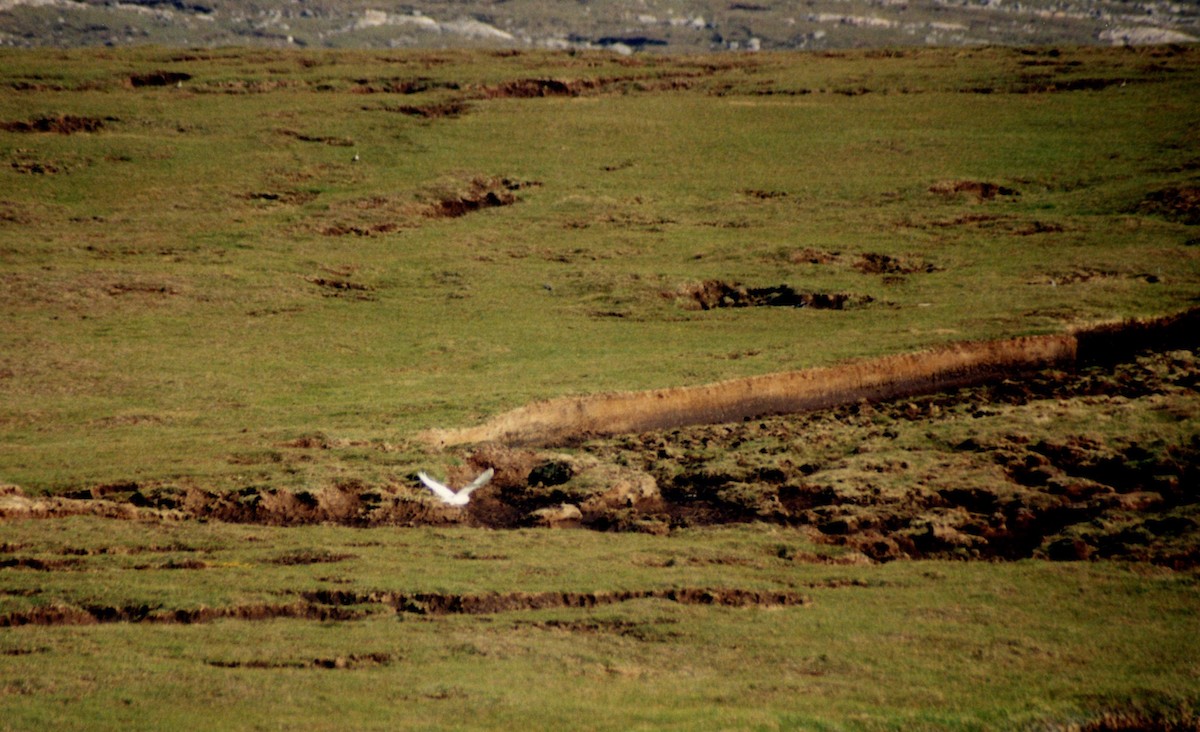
427 309 1199 447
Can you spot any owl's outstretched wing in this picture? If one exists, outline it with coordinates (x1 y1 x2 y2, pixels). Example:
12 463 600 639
417 472 458 503
459 468 495 498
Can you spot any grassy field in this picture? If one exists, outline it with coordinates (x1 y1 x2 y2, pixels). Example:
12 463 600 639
2 518 1199 730
1 45 1199 729
1 44 1197 494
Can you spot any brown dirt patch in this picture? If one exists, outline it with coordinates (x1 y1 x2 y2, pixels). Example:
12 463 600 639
0 602 366 627
1028 269 1160 286
0 557 83 571
303 587 810 616
318 223 403 237
0 587 810 627
105 282 180 297
429 310 1199 451
241 190 318 205
913 213 1063 236
309 175 535 235
787 248 840 265
929 180 1020 200
1012 76 1125 94
479 77 609 98
202 79 302 94
207 653 392 670
270 549 356 566
0 201 37 224
1 115 108 134
126 71 192 88
379 101 470 119
579 347 1200 566
304 275 375 299
423 176 534 219
276 129 355 147
1138 186 1200 225
350 77 462 95
516 618 678 640
10 160 60 175
743 189 788 200
676 280 871 310
853 253 939 275
473 72 698 100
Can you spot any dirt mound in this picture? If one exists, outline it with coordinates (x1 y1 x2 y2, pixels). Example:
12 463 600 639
423 176 533 218
1013 77 1126 94
10 160 60 175
0 601 364 627
787 248 840 264
0 586 808 627
580 348 1200 566
428 332 1080 447
1137 186 1200 225
303 587 810 616
1 115 108 134
308 175 536 235
241 190 318 205
351 77 462 95
382 101 470 119
429 309 1197 448
276 128 354 147
929 180 1019 200
853 253 939 275
304 275 375 300
127 71 192 88
208 653 393 670
677 280 869 311
480 77 607 98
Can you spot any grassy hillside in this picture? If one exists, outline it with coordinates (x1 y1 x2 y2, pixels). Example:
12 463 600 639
1 45 1197 495
0 46 1198 729
2 518 1199 730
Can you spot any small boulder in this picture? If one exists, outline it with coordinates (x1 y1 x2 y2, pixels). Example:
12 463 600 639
530 503 582 528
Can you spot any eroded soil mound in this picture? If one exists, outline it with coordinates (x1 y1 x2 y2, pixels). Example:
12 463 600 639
1 115 108 134
304 587 809 616
424 175 532 218
677 280 870 311
0 602 365 628
479 77 611 98
127 71 192 87
853 252 939 275
580 348 1200 567
1138 186 1200 225
383 101 470 119
0 586 808 627
929 180 1019 200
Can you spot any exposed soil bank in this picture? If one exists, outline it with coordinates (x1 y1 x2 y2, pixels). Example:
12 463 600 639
0 114 108 134
0 587 808 626
0 602 363 627
305 587 810 615
2 346 1195 565
428 309 1199 448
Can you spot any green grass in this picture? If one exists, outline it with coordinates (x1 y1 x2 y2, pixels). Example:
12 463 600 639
1 45 1197 494
1 518 1198 730
1 46 1199 730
